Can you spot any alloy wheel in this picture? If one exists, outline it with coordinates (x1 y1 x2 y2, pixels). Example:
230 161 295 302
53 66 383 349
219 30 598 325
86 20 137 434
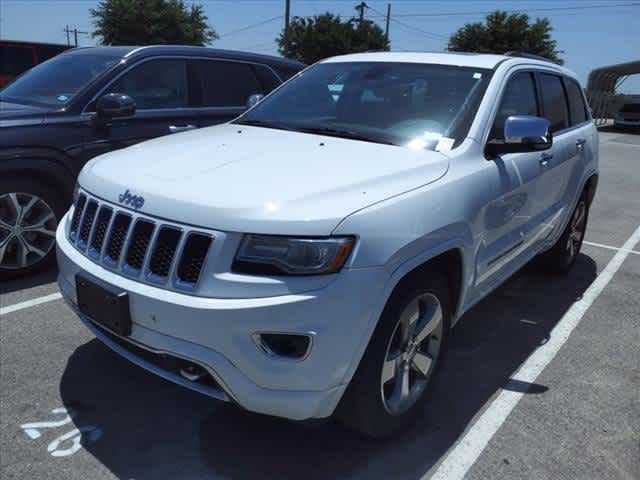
0 192 58 270
380 293 444 415
567 200 586 260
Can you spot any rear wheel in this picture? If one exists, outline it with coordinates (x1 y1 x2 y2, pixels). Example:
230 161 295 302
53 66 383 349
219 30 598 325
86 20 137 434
537 194 589 274
0 178 65 279
336 272 450 438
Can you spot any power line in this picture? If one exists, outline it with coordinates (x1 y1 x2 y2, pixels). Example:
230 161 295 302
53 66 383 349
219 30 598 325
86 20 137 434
366 5 447 40
218 15 283 39
392 2 640 17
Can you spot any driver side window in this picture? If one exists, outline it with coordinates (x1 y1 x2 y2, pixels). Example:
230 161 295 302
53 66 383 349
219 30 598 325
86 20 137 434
105 59 188 110
490 72 539 140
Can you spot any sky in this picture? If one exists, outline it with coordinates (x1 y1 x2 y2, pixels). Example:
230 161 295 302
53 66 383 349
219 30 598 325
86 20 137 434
1 0 639 91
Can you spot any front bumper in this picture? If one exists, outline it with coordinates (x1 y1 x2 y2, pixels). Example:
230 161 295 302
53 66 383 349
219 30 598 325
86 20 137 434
56 214 387 420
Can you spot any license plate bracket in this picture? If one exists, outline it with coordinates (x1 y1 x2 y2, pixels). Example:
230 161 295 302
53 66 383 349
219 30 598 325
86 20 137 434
76 274 132 336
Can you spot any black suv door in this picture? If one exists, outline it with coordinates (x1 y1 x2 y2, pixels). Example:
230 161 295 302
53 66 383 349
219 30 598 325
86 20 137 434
189 59 270 127
83 58 201 159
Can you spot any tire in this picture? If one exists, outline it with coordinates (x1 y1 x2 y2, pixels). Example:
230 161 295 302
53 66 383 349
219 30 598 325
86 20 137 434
0 177 67 280
336 271 451 438
536 192 589 274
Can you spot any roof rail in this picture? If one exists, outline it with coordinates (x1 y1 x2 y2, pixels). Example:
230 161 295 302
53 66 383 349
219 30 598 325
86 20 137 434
504 51 554 63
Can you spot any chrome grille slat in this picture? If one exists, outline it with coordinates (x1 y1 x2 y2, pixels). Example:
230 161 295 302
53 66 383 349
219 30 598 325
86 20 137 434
68 192 213 292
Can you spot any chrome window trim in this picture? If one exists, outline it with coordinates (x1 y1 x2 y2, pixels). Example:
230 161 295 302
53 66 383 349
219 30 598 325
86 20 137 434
82 55 282 114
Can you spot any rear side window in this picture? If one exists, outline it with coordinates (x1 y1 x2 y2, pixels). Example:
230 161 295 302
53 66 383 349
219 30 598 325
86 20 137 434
107 59 188 110
490 71 539 139
539 73 569 133
0 46 35 76
193 60 263 107
565 78 588 125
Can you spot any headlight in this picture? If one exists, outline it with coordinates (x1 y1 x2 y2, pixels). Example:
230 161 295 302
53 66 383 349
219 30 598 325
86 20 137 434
233 235 355 275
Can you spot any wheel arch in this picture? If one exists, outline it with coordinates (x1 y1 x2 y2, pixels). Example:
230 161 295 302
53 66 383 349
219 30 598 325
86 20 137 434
339 239 468 388
0 154 75 204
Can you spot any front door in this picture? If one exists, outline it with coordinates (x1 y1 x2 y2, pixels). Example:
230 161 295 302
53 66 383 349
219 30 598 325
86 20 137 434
476 70 547 285
82 58 201 160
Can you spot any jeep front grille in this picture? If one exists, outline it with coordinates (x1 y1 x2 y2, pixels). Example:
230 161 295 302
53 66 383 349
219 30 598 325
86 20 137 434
69 192 213 291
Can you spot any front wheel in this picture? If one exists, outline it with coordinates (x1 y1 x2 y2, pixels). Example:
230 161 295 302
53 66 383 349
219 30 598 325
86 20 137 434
0 178 65 280
336 272 451 438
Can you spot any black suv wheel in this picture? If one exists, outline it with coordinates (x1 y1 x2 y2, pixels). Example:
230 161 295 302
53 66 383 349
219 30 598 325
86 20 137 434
0 177 65 279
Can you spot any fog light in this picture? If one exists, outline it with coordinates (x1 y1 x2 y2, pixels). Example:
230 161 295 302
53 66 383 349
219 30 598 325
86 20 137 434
253 333 313 360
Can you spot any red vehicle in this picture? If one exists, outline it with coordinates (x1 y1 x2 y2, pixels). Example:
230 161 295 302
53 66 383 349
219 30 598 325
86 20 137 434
0 40 71 87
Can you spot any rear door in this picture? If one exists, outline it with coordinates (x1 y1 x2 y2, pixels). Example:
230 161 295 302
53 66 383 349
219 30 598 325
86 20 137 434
83 58 202 159
190 59 269 128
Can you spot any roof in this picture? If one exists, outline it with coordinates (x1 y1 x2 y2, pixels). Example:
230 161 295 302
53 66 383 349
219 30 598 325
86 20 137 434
321 51 575 76
587 60 640 92
60 45 305 68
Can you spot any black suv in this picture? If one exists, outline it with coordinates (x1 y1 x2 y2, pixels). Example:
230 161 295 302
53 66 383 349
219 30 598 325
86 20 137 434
0 45 303 277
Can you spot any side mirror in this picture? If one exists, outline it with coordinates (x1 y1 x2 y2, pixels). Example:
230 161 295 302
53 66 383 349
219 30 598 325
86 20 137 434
246 93 264 109
486 115 552 158
96 93 136 120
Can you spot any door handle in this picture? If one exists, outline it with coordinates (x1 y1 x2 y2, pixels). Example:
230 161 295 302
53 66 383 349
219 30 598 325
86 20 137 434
539 153 553 166
576 138 586 148
169 124 197 133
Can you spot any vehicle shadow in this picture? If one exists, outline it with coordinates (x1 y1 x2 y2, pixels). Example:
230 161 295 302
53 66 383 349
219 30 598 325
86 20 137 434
59 253 598 480
0 265 58 295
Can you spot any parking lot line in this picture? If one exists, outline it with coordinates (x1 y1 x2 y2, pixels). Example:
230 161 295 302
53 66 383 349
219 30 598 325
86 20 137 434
583 240 640 255
428 223 640 480
0 293 62 317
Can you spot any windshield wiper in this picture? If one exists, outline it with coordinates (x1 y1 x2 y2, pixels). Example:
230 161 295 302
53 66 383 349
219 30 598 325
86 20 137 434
234 118 294 131
292 126 396 145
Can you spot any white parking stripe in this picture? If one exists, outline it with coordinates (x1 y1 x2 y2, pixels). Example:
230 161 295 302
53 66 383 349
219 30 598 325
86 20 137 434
0 293 62 317
428 224 640 480
583 240 640 255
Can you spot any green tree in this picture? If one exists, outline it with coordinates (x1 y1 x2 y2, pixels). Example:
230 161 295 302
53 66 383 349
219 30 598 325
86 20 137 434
277 13 389 64
448 11 563 64
91 0 218 46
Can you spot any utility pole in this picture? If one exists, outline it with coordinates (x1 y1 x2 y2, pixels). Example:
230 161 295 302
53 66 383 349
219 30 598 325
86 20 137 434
385 3 391 42
284 0 290 34
63 26 88 47
355 2 367 27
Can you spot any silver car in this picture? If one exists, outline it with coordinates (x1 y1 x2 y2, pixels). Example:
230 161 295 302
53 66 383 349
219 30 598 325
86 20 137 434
56 52 598 437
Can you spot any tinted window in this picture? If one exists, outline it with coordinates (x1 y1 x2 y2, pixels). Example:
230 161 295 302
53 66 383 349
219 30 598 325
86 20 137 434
107 59 188 109
491 71 539 139
565 78 588 125
540 74 569 133
193 60 262 107
620 103 640 113
237 62 493 150
0 46 35 76
0 53 119 106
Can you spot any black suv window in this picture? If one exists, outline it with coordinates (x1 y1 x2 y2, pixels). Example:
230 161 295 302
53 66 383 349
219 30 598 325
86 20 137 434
539 73 569 133
565 78 588 125
490 71 539 139
0 46 35 76
107 59 188 110
192 60 263 107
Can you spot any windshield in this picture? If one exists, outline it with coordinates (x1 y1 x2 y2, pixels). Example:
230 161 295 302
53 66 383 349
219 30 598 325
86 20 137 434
0 53 121 107
236 61 492 150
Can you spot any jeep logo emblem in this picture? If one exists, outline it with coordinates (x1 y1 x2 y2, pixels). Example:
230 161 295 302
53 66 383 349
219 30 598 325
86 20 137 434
118 189 145 210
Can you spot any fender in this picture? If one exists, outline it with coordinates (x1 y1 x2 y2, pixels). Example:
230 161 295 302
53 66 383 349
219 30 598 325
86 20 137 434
0 147 76 199
339 235 470 387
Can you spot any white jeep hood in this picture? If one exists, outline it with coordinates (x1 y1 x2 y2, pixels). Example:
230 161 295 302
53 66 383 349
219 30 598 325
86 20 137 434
79 124 450 235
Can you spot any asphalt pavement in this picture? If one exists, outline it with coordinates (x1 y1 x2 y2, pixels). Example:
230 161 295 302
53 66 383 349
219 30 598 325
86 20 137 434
1 128 639 480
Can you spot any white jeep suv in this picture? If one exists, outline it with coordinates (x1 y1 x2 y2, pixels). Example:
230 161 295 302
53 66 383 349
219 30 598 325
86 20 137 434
56 52 598 437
